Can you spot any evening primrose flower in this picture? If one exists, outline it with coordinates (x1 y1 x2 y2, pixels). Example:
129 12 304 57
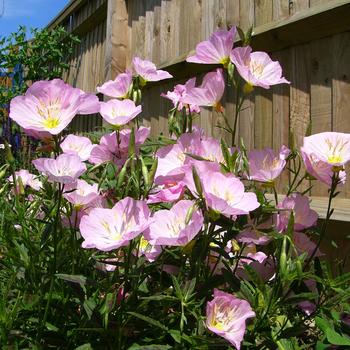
9 79 99 135
301 132 350 167
206 289 255 350
99 98 142 127
181 69 225 111
97 70 133 99
186 26 237 66
230 46 290 89
80 197 151 251
144 200 204 246
201 171 260 218
61 134 94 161
8 169 42 191
248 145 290 183
32 154 86 185
64 179 100 209
277 193 318 232
133 57 173 83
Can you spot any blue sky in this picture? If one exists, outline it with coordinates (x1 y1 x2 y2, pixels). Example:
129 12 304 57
0 0 70 38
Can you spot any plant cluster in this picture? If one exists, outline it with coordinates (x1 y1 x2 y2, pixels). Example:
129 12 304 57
0 26 350 350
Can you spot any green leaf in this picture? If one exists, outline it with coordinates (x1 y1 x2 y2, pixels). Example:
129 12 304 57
56 274 87 293
128 345 171 350
127 312 168 331
75 344 93 350
325 328 350 346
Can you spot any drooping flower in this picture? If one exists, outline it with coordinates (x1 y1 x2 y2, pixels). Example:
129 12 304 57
133 57 173 83
144 200 204 246
97 70 133 99
206 289 255 350
187 26 237 66
89 127 150 166
8 169 42 191
293 231 322 257
161 78 200 114
78 89 101 114
236 251 275 282
99 99 142 126
182 69 225 111
32 154 86 185
301 132 350 167
61 134 94 161
201 171 260 218
248 146 290 183
277 193 318 232
236 229 271 246
230 46 290 89
9 79 99 135
64 179 100 209
80 197 150 251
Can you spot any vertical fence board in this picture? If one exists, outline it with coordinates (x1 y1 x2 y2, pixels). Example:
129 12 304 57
255 0 273 26
332 32 350 198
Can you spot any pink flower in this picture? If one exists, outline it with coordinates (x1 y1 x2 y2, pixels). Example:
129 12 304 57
248 146 290 183
9 79 98 135
78 90 101 114
182 69 225 111
301 132 350 167
61 134 94 161
89 127 150 166
236 251 275 282
161 78 200 114
201 171 260 218
100 99 142 126
144 200 204 246
236 229 271 246
301 150 346 186
80 197 150 251
206 289 255 350
32 154 86 185
137 236 162 262
187 26 236 66
64 179 100 208
293 232 322 257
8 169 42 191
277 193 318 232
133 57 173 82
147 174 186 204
230 46 290 89
97 70 133 99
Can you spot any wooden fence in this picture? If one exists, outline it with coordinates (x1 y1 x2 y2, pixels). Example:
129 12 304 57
48 0 350 261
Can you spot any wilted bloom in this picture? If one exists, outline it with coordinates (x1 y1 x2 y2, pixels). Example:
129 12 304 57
61 134 94 161
277 193 318 232
89 127 150 166
145 200 204 246
100 99 142 126
78 89 101 114
23 128 52 141
182 69 225 111
33 154 86 185
80 197 150 251
97 70 133 99
187 26 236 66
302 132 350 167
230 46 290 89
64 179 100 208
8 169 42 191
201 171 260 218
161 78 200 114
248 146 290 183
133 57 173 83
206 289 255 350
10 79 99 135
